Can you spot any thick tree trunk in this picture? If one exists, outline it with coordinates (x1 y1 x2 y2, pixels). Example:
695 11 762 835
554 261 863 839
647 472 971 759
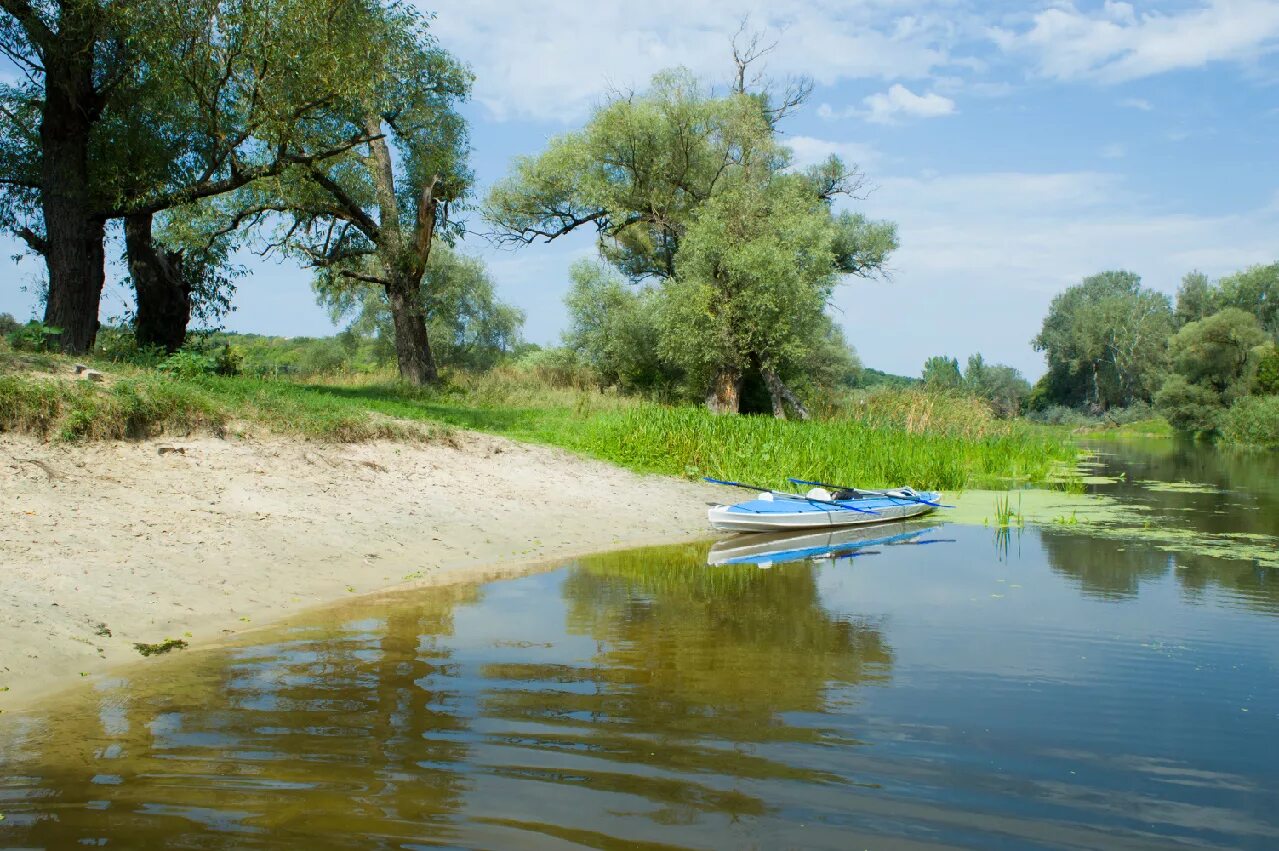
125 212 191 353
706 366 742 415
38 13 106 355
42 198 105 354
385 274 437 385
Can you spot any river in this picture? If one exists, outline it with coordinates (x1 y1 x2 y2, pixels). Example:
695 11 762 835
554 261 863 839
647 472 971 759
1 439 1276 849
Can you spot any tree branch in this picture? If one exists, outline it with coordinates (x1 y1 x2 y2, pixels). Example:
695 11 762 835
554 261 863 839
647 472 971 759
16 225 46 255
98 131 384 219
304 164 381 241
0 0 52 52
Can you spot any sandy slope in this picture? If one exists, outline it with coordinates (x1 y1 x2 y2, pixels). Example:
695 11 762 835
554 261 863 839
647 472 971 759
0 432 719 707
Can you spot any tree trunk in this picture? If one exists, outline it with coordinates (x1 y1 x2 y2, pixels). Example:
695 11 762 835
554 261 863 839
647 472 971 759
385 274 437 385
125 212 191 353
760 364 812 421
38 15 106 355
706 366 742 414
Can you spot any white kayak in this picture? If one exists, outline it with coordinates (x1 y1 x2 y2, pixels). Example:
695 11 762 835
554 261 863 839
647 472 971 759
707 486 941 533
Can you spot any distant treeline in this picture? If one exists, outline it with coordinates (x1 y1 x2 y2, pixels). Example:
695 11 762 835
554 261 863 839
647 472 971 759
1027 264 1279 444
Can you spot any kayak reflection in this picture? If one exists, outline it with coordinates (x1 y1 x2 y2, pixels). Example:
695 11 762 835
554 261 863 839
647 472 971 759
708 521 952 567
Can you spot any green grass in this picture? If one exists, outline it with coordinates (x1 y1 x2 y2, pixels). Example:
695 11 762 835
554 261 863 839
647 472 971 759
0 347 1077 490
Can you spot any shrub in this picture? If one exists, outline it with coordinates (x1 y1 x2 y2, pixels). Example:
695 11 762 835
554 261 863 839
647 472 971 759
0 313 19 336
95 326 168 367
1253 344 1279 396
512 346 598 390
157 349 220 379
7 321 61 352
1220 395 1279 447
1026 405 1094 427
1155 374 1223 434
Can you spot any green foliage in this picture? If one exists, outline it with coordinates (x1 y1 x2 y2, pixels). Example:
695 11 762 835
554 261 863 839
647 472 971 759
510 347 599 391
1220 395 1279 447
920 353 1029 418
1252 344 1279 395
0 313 18 336
658 173 849 389
854 367 918 390
318 246 524 372
563 260 672 393
1175 271 1216 326
0 373 228 441
1216 263 1279 335
1166 308 1266 395
7 321 63 352
156 345 241 379
1032 270 1174 411
575 403 1074 492
0 347 1072 490
922 356 962 390
1155 374 1223 434
487 68 895 409
94 326 168 367
1025 404 1094 427
963 354 1030 418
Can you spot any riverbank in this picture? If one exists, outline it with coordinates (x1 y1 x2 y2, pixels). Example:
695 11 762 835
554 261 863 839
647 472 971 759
0 432 719 709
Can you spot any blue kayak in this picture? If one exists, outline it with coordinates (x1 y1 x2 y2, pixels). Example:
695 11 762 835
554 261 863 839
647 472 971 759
707 522 945 567
708 486 941 532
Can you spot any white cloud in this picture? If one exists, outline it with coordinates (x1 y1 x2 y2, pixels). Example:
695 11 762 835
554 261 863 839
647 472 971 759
991 0 1279 82
1100 143 1127 158
1119 97 1154 111
785 135 880 169
829 170 1279 377
862 84 957 123
425 1 958 122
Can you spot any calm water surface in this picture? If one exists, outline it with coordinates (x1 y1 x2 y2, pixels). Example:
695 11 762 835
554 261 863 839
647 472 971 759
2 441 1277 849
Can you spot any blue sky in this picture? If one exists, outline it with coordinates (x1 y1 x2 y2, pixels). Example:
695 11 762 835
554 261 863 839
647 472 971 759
2 0 1277 378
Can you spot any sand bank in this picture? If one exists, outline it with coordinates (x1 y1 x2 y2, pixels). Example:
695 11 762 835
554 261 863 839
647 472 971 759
0 433 719 708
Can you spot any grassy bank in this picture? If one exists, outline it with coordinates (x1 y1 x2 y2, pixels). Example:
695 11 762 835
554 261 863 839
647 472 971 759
1 347 1077 490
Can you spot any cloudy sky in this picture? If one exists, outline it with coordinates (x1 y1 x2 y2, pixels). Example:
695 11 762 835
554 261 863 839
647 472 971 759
2 0 1277 377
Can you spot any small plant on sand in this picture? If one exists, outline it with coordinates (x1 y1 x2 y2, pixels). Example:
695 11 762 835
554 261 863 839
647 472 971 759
133 639 188 657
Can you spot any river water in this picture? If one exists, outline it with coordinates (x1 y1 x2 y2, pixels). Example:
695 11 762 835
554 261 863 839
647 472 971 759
1 441 1277 849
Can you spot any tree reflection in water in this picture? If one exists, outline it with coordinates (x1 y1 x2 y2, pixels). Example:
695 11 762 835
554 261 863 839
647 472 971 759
1 585 480 849
476 542 893 825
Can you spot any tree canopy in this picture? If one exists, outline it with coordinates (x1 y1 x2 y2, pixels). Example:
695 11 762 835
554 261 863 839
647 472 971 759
1031 270 1174 412
486 67 896 415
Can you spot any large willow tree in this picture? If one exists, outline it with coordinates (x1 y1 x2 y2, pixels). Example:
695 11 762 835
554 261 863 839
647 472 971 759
486 69 896 416
0 0 426 353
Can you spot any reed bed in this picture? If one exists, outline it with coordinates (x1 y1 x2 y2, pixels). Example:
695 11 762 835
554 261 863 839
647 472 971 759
575 404 1076 491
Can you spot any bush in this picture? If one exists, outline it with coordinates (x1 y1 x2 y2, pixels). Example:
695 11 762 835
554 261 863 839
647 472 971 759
157 349 219 379
1253 344 1279 395
95 326 168 367
1026 405 1094 427
1221 395 1279 447
7 321 61 352
1104 401 1156 426
512 346 598 390
0 313 19 336
1155 374 1223 434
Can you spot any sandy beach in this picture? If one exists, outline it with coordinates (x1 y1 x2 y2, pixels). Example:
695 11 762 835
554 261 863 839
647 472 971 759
0 432 719 708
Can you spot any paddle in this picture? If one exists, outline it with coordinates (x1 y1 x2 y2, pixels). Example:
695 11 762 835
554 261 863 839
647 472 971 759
703 477 882 515
788 478 953 509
